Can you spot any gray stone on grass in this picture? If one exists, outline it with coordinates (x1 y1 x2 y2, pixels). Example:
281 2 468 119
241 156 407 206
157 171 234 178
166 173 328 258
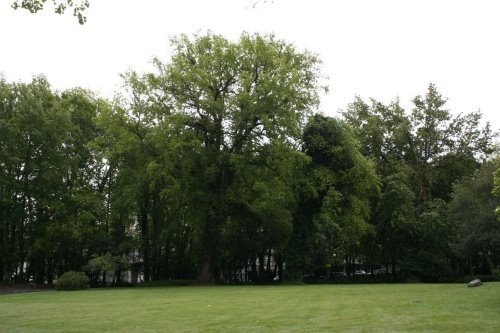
467 279 482 287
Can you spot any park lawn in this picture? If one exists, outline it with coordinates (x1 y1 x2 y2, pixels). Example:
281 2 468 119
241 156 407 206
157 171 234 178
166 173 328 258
0 283 499 332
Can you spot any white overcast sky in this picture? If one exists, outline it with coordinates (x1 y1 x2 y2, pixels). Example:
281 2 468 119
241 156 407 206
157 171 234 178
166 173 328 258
1 0 499 129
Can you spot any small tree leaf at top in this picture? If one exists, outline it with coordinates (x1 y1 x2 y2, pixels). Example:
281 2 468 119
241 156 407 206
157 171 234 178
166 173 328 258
11 0 90 24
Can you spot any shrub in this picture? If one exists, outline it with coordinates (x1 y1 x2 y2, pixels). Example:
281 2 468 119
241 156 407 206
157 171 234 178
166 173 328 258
55 271 89 290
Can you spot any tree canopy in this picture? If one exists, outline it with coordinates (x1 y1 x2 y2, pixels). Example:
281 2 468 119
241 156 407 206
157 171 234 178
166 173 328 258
0 34 498 285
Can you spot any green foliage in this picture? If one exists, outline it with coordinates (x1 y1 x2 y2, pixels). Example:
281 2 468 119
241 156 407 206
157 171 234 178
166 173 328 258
406 199 452 281
142 32 323 282
0 76 109 284
410 84 492 204
449 161 500 275
493 164 500 218
54 271 89 290
286 114 379 278
1 39 496 286
86 253 130 274
85 253 131 286
11 0 90 24
342 83 494 281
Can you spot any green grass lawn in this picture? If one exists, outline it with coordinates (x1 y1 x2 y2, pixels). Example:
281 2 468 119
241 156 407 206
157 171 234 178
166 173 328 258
1 283 499 332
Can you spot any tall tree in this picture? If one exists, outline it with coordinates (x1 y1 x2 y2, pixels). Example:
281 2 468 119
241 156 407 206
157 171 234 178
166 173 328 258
0 76 106 283
410 84 492 204
343 84 493 280
148 33 323 282
287 115 379 278
450 160 500 275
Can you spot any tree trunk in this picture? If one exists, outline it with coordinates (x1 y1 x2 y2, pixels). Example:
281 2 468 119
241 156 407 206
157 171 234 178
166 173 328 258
482 253 493 275
162 243 170 280
151 193 162 280
46 261 53 285
251 257 257 282
197 254 213 283
391 260 397 281
196 171 227 284
258 253 265 282
16 195 28 282
0 255 3 282
0 185 5 282
195 147 231 283
139 181 150 281
196 218 216 283
35 255 45 284
275 254 283 282
266 248 272 274
0 222 4 282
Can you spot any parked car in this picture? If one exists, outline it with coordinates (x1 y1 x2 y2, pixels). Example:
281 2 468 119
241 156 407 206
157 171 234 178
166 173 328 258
354 270 366 275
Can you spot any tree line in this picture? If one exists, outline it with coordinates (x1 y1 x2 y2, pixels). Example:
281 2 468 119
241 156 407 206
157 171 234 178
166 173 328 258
1 33 499 285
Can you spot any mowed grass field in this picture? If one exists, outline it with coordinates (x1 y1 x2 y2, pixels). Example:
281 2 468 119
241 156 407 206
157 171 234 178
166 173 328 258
1 283 499 332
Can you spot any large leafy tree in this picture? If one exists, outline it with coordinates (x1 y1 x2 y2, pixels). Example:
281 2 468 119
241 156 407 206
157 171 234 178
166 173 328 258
450 160 500 275
94 33 323 283
147 33 323 282
95 70 204 281
0 77 71 282
410 83 492 204
0 76 106 283
343 97 414 278
287 115 379 278
343 84 493 280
